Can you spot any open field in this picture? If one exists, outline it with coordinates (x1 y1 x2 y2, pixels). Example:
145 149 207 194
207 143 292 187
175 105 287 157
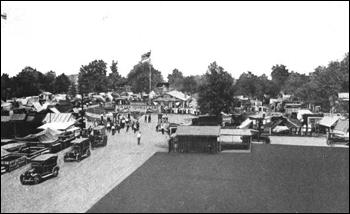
88 145 349 213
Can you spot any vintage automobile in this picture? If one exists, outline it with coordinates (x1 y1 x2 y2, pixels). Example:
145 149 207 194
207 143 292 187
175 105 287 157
251 130 271 144
326 132 349 146
90 125 108 149
64 138 91 162
20 154 59 185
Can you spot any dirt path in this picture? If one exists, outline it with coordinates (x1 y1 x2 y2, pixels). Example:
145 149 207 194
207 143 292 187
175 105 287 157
1 114 168 213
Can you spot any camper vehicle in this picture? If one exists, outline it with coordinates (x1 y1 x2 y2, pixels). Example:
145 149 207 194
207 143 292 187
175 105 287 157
90 126 107 149
20 154 59 185
1 154 27 173
64 138 91 162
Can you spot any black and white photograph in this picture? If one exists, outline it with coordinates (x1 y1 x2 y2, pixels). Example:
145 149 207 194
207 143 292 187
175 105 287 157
1 1 349 213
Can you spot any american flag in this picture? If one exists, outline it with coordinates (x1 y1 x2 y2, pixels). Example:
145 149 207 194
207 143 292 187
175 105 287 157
141 51 151 62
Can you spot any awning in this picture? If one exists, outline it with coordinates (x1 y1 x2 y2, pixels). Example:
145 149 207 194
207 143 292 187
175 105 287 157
238 118 252 129
38 121 76 130
318 117 339 128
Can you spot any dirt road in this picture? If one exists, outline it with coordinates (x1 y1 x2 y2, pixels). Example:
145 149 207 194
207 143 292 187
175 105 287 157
1 114 168 213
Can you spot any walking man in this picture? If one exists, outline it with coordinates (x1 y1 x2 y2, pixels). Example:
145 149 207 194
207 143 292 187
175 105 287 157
137 131 141 145
111 123 116 135
148 114 151 123
144 114 147 123
136 121 140 131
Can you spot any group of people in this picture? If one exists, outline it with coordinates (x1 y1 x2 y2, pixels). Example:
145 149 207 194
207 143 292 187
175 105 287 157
144 114 152 123
102 112 140 136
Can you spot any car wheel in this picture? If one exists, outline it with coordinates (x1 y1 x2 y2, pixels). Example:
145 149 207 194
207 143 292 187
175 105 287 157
53 168 59 177
33 175 41 184
20 175 25 185
327 140 335 146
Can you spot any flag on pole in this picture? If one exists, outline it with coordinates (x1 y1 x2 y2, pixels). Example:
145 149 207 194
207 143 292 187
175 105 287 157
141 51 151 62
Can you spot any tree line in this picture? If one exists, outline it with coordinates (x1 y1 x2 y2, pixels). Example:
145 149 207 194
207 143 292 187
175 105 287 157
1 52 348 114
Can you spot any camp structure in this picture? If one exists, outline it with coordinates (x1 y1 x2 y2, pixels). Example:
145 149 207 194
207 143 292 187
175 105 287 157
219 129 253 152
317 116 340 133
176 126 220 154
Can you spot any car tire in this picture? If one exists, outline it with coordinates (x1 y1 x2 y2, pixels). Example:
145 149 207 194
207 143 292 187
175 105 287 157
34 175 41 184
53 168 59 177
327 140 335 147
20 175 25 185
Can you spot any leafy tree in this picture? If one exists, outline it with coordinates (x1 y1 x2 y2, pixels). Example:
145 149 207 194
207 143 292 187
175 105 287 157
42 71 56 93
78 60 109 94
1 73 11 100
108 60 126 91
197 62 235 115
54 73 71 94
69 82 77 97
283 72 309 95
271 64 290 92
168 69 184 91
126 62 164 93
11 66 44 98
181 76 198 95
234 71 258 98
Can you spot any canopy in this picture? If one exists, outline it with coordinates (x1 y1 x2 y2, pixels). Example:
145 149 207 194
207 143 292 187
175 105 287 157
273 126 290 133
17 128 63 144
318 116 339 128
38 121 76 130
238 118 252 129
297 109 313 121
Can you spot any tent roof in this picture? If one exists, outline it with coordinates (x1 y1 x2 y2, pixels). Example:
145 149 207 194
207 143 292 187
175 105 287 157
297 109 313 120
38 121 75 131
238 118 252 129
17 128 63 144
166 91 189 101
42 113 75 123
318 116 339 128
177 126 220 137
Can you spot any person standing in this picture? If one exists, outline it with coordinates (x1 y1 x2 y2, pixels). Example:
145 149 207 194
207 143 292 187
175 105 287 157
148 114 151 123
111 123 116 135
137 131 141 145
126 122 130 133
136 121 140 131
161 123 165 135
117 122 120 134
144 114 147 123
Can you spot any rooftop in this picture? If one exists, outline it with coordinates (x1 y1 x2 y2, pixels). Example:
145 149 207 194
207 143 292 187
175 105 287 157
176 126 220 137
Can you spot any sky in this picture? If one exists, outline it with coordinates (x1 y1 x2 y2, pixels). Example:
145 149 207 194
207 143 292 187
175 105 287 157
1 1 349 80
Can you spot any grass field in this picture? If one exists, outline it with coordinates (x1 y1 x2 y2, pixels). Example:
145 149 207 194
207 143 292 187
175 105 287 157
87 144 349 213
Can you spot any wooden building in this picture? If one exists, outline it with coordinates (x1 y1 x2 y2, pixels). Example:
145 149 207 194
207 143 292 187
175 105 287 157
176 126 220 154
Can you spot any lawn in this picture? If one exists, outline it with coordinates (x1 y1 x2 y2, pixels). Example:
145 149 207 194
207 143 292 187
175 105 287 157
87 144 349 213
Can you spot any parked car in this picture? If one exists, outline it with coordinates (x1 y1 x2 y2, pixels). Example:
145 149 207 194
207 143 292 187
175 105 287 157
20 154 59 185
90 125 107 149
1 154 27 173
64 138 91 162
326 132 349 146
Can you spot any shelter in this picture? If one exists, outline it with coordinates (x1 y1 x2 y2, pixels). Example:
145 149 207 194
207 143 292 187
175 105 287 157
333 119 349 135
297 109 313 121
16 128 62 143
238 118 252 129
42 113 75 124
317 116 339 133
38 121 76 131
176 126 220 154
219 129 253 152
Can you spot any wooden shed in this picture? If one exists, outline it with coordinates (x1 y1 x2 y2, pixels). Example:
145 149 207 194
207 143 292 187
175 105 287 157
176 126 220 154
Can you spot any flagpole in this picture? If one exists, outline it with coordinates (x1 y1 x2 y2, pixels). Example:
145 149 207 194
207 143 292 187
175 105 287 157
149 50 151 95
